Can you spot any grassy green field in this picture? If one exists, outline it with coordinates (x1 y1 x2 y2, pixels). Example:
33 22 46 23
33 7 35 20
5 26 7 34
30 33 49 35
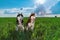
0 17 60 40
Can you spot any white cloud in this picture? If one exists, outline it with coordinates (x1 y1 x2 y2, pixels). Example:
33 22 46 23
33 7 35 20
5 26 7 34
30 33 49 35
0 10 5 14
43 0 59 9
4 8 20 13
45 9 52 14
34 0 60 16
0 7 34 17
0 6 60 17
35 0 46 5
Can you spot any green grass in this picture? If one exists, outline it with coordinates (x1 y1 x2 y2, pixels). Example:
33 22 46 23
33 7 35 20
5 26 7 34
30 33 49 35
0 17 60 40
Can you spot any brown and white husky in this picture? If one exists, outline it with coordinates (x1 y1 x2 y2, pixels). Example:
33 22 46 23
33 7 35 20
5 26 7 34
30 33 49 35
26 13 36 30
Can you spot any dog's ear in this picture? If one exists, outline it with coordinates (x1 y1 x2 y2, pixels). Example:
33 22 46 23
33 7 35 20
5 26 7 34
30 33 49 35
21 13 23 17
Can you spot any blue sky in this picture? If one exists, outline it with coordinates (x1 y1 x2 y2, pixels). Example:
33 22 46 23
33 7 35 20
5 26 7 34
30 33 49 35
0 0 60 17
0 0 34 8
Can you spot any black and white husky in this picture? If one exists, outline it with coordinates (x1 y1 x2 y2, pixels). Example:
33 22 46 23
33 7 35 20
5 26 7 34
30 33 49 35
16 13 24 31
